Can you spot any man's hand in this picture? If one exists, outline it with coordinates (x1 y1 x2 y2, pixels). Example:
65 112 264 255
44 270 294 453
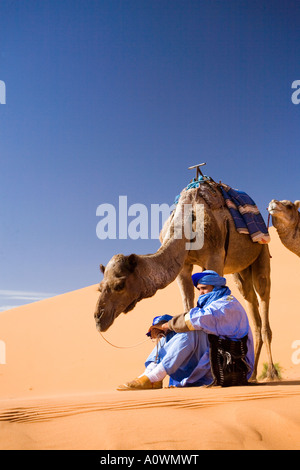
147 322 170 339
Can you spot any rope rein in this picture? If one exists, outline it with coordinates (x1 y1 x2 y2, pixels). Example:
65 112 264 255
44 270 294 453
99 331 166 350
267 211 271 230
99 331 149 349
154 333 166 363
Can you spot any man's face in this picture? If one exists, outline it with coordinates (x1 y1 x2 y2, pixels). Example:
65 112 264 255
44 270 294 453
197 284 214 296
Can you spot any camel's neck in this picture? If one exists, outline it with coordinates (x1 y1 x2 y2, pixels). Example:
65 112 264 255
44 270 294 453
135 193 202 298
136 226 191 298
144 237 188 290
275 215 298 236
275 217 300 256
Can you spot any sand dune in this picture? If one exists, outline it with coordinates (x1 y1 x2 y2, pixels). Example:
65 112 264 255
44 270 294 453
0 227 299 450
0 383 300 450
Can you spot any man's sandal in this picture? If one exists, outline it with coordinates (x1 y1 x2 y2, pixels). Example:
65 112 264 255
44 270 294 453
116 375 162 391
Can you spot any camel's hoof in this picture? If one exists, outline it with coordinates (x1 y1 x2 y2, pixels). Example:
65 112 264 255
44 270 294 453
257 366 281 383
263 373 281 382
248 373 258 383
248 378 258 384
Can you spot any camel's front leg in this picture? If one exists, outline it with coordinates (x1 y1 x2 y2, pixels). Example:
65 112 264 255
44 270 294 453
176 262 195 311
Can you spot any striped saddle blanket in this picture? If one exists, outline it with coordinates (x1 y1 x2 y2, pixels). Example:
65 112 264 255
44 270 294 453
219 183 270 244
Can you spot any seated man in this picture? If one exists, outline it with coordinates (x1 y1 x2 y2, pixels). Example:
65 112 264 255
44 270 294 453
117 270 254 390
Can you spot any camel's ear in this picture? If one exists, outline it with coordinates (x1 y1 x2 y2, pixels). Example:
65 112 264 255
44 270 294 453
294 200 300 210
100 264 106 274
126 254 137 272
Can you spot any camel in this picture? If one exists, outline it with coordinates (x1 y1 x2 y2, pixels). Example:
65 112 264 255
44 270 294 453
268 199 300 257
95 181 278 381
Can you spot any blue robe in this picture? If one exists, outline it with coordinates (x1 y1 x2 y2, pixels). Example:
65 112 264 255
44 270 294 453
145 290 254 387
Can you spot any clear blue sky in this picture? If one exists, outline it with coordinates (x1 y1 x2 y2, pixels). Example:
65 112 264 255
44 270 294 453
0 0 299 310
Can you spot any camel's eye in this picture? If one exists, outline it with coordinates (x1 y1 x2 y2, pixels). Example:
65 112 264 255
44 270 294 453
98 283 111 294
114 279 126 292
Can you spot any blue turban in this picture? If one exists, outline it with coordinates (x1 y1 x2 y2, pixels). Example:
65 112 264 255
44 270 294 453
192 270 226 288
146 314 173 337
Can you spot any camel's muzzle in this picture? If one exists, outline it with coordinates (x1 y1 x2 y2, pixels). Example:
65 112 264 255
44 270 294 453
268 200 280 215
94 308 115 332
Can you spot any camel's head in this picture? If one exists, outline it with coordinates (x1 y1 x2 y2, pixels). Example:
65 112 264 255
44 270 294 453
268 199 300 228
94 253 142 332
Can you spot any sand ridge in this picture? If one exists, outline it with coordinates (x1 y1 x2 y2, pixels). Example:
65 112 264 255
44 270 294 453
0 382 300 424
1 383 300 450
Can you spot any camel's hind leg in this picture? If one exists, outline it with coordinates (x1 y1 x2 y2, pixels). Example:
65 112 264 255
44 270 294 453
233 246 278 382
232 267 262 382
251 245 278 381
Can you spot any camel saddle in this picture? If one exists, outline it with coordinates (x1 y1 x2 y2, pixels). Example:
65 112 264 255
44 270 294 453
208 334 250 387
